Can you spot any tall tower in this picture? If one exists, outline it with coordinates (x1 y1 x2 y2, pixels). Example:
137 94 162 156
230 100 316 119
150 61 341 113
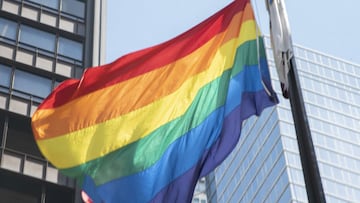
0 0 106 202
206 36 360 202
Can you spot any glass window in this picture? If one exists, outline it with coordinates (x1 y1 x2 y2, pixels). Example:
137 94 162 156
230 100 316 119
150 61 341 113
0 64 12 87
61 0 85 18
58 37 83 60
19 25 55 51
13 70 51 98
7 115 42 157
27 0 59 9
0 18 17 40
45 183 77 203
0 186 39 203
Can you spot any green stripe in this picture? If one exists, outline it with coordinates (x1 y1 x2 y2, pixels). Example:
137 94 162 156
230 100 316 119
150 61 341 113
231 37 266 77
60 38 265 186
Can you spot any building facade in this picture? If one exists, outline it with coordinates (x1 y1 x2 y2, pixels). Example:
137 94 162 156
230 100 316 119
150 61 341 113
193 177 208 203
0 0 106 202
206 37 360 202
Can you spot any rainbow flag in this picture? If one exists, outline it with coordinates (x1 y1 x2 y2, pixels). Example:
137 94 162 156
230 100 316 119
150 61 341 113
32 0 278 202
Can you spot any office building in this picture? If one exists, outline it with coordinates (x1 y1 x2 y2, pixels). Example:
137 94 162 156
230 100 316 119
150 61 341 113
193 177 208 203
206 36 360 202
0 0 106 202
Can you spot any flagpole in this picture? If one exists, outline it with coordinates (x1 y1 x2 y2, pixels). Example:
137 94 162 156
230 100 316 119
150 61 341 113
264 0 327 201
287 56 326 203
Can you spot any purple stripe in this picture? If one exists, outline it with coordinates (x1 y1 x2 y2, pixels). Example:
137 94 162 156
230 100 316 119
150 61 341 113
151 89 277 202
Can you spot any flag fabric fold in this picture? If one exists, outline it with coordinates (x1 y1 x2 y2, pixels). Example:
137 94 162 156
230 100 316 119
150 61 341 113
31 0 278 202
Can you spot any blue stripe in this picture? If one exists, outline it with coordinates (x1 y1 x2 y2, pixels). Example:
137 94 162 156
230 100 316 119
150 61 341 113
152 90 276 202
225 58 267 115
82 62 277 202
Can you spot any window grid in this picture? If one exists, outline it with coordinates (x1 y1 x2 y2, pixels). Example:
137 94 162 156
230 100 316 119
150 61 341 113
0 17 83 65
208 36 360 203
232 126 281 202
215 108 278 200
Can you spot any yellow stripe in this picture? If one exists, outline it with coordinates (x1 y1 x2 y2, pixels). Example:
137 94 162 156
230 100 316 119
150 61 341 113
32 9 248 140
36 20 258 169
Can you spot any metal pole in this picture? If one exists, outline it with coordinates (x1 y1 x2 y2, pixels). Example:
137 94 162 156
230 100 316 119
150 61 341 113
287 56 326 203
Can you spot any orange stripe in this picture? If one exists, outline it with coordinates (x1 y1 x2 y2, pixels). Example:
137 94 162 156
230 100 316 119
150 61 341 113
38 2 252 110
32 7 255 140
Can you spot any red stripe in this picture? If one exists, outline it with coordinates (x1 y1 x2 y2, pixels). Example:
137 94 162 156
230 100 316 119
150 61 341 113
39 0 249 109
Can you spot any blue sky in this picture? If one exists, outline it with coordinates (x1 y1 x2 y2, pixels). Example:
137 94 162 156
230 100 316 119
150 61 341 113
106 0 360 65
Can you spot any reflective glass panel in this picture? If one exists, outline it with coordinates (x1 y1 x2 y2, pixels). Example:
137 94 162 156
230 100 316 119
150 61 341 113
58 37 83 60
13 70 51 98
27 0 59 9
0 64 12 87
19 25 55 51
61 0 85 18
0 18 17 40
7 116 42 157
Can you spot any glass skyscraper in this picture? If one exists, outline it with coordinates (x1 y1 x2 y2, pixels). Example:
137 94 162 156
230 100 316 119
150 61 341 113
0 0 106 202
206 36 360 203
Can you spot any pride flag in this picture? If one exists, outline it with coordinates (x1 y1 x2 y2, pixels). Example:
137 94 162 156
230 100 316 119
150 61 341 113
32 0 278 202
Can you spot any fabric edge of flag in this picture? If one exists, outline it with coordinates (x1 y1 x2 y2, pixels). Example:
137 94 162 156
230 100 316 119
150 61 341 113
150 89 277 202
